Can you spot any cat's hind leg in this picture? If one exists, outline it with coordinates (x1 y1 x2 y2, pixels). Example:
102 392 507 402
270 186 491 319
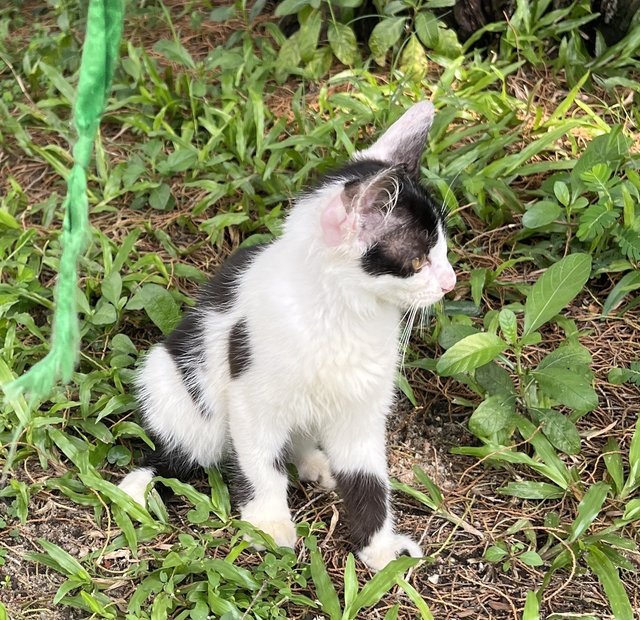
118 344 223 506
290 433 336 490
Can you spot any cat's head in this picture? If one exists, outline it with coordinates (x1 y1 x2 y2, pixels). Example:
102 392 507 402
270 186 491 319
317 101 456 309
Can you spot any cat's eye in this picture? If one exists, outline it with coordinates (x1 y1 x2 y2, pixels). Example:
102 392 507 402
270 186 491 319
412 255 429 271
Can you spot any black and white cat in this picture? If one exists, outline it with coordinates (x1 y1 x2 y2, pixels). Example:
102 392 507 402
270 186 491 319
119 101 456 571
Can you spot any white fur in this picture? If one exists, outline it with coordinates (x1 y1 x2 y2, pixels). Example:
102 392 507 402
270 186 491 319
118 467 154 506
359 521 423 571
119 101 455 571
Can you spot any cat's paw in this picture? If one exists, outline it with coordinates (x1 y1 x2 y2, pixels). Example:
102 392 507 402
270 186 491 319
245 518 297 550
118 467 154 507
296 449 336 490
358 532 422 572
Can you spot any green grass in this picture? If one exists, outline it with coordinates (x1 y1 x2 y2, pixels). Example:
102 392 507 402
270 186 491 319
1 0 640 618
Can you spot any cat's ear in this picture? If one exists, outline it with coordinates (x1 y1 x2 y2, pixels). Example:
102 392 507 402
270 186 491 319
356 101 435 177
320 174 394 247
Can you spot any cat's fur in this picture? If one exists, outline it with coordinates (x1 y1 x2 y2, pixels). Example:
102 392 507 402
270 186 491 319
119 101 456 571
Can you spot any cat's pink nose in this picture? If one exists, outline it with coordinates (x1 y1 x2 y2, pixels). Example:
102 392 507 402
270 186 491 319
438 266 456 293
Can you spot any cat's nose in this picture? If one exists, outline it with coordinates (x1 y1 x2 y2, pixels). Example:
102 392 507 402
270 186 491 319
437 266 456 293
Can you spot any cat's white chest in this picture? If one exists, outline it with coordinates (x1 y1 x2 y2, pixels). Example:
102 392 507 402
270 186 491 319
302 307 400 406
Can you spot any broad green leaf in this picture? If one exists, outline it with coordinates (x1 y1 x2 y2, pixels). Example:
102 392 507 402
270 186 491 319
585 545 633 620
572 127 630 188
297 8 322 62
468 394 516 441
137 284 182 336
522 201 561 228
484 545 508 562
327 22 359 66
369 17 406 59
435 25 462 57
415 11 439 48
158 148 198 174
532 368 598 412
209 5 236 21
537 409 581 455
475 362 515 396
519 551 544 567
608 363 640 386
553 181 570 207
576 205 618 241
438 324 478 349
276 36 302 82
568 482 610 543
523 253 591 336
400 34 428 80
90 301 117 325
437 333 508 376
102 270 122 306
498 481 565 500
149 183 171 210
275 0 311 16
153 40 195 68
537 344 592 371
498 309 517 344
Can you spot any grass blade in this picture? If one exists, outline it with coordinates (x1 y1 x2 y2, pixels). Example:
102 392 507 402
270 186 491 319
585 545 633 620
567 482 610 544
306 536 341 620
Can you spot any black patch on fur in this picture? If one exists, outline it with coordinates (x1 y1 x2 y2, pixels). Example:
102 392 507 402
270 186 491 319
164 313 208 414
359 172 444 279
199 244 266 312
141 428 202 489
228 319 252 379
223 453 255 508
315 159 446 280
335 471 388 549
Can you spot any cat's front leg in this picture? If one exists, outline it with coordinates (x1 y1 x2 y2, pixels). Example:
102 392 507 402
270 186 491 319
321 412 422 571
229 401 296 549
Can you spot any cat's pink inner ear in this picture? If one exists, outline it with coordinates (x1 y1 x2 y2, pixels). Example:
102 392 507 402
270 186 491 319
321 193 356 246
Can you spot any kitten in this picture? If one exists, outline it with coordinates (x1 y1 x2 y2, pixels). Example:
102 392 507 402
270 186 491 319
119 101 456 571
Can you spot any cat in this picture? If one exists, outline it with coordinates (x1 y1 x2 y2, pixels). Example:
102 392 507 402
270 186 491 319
118 101 456 571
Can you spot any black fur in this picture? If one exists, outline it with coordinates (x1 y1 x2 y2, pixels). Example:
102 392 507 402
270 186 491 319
320 159 445 279
164 312 208 414
228 319 252 379
199 244 266 312
335 471 388 549
142 428 201 482
360 175 442 279
223 453 255 508
164 244 266 412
